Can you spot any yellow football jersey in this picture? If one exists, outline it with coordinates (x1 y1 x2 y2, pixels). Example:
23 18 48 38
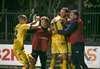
13 24 30 49
51 16 66 41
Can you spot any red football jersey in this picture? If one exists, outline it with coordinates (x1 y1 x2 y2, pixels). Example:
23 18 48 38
32 26 51 52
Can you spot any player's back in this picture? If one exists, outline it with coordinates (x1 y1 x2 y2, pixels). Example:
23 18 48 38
13 24 30 49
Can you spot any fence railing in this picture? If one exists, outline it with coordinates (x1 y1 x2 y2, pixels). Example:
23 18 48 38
84 12 100 43
0 12 29 43
0 11 100 45
0 11 55 44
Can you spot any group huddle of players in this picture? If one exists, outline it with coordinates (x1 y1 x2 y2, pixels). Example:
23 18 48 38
13 7 88 69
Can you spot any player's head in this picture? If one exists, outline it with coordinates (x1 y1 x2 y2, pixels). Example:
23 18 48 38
41 16 50 28
70 10 79 20
60 7 69 17
18 15 27 24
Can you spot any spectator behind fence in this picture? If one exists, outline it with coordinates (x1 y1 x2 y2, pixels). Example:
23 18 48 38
28 8 37 23
27 8 39 41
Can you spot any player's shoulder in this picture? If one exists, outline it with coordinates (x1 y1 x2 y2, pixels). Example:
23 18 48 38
16 24 21 28
21 24 29 26
55 16 61 20
20 24 30 28
52 16 60 21
18 24 30 30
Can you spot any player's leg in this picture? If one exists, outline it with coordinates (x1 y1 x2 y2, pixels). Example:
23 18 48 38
22 63 30 69
67 42 74 69
71 43 81 69
50 53 57 69
50 41 57 69
78 43 88 69
14 49 30 69
57 40 67 69
39 51 47 69
13 42 31 69
59 42 72 69
79 53 88 69
26 52 35 69
72 52 81 69
31 50 38 68
59 54 63 69
62 53 67 69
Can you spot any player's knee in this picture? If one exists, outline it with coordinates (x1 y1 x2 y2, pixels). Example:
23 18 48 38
29 56 36 65
51 59 56 65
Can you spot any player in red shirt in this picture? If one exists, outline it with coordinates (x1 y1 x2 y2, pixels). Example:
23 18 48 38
32 16 51 69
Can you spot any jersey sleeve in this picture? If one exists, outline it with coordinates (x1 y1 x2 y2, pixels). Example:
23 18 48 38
21 24 31 30
58 21 78 35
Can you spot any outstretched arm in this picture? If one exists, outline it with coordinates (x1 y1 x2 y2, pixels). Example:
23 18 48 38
29 16 40 29
57 21 78 35
61 22 68 29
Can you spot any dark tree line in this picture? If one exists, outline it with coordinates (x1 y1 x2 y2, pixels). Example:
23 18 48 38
0 0 79 12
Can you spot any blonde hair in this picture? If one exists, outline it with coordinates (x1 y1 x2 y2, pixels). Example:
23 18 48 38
18 15 27 21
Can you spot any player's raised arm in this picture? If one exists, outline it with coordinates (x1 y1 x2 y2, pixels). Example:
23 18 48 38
28 16 40 29
28 16 40 25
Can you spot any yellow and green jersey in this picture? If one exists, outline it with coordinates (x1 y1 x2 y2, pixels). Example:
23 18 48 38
51 16 66 41
13 24 30 49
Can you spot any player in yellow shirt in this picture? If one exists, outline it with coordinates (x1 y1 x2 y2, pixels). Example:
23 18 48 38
50 8 68 69
13 15 39 69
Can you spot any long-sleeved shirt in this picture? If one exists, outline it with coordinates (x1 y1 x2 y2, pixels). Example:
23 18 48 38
32 26 51 52
58 20 78 36
58 19 84 44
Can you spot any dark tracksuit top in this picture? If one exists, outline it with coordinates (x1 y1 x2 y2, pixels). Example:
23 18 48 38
58 19 84 44
57 19 88 69
58 20 78 41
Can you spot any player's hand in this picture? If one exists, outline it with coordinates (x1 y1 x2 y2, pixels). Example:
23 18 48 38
31 16 40 25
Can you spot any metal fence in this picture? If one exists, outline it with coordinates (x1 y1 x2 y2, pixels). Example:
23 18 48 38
0 10 55 44
84 10 100 44
0 10 100 45
0 12 29 43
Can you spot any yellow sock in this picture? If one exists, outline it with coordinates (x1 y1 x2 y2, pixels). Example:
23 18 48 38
70 63 74 69
60 64 63 69
68 63 74 69
63 60 67 69
29 64 35 69
68 64 70 69
50 59 55 69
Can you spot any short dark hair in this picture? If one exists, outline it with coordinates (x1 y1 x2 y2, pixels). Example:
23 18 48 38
61 7 69 12
70 10 79 17
18 15 27 20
